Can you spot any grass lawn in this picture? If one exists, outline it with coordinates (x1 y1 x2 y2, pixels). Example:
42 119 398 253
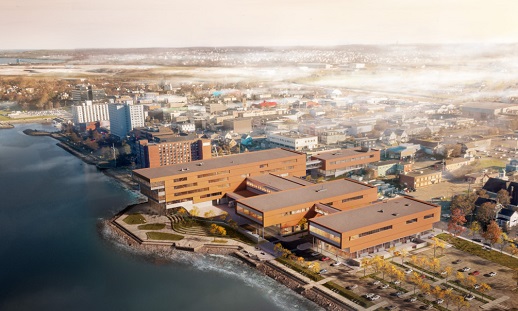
122 214 146 225
276 257 324 282
146 232 184 241
137 223 165 230
212 239 228 243
437 233 518 270
473 158 506 170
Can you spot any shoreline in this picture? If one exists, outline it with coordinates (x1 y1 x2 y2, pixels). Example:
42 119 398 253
103 219 353 311
23 125 353 311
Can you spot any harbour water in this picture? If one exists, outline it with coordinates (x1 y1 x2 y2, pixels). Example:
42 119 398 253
0 124 321 311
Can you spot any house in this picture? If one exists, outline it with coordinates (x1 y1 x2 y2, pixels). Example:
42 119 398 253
382 129 409 145
506 159 518 173
497 208 518 229
399 169 442 189
368 160 405 177
482 177 518 206
443 158 472 172
459 138 492 156
385 144 420 161
410 139 444 155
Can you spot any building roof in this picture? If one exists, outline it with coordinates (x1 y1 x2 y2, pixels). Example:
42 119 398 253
133 148 303 180
238 179 374 213
401 169 441 178
311 148 377 161
482 177 508 193
499 208 516 217
369 160 400 167
247 174 313 191
310 197 439 233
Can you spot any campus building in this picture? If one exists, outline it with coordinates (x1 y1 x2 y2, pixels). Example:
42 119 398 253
108 101 145 138
309 196 440 259
132 148 307 211
310 147 381 177
136 134 212 168
72 101 109 124
399 169 442 189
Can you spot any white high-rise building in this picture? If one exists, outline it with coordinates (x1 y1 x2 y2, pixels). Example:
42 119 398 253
108 101 145 138
72 101 109 124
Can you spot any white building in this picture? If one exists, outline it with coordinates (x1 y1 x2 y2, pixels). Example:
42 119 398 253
108 101 145 138
267 132 318 151
72 101 109 124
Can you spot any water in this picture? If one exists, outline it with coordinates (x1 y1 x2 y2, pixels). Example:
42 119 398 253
0 58 64 65
0 124 320 311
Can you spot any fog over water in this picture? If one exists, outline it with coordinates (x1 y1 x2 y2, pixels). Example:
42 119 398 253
0 124 321 311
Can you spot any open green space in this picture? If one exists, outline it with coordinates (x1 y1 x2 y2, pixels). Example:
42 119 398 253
122 214 146 225
172 219 254 245
137 223 165 230
323 281 373 308
437 233 518 270
146 232 184 241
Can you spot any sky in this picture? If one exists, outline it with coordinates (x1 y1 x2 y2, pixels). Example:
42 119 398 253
2 0 518 49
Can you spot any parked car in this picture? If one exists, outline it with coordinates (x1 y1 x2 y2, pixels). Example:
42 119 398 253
470 271 480 276
409 296 417 302
331 261 342 266
365 293 375 299
346 284 358 290
461 267 471 272
320 256 331 261
393 280 401 285
452 259 462 264
373 280 381 285
488 271 497 277
319 269 328 274
464 294 475 301
396 291 404 298
405 268 413 274
474 284 481 289
436 299 444 304
370 294 381 301
380 284 390 289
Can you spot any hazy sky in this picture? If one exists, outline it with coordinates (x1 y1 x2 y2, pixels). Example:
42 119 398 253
2 0 518 49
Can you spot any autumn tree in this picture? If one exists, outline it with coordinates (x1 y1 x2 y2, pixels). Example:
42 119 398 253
361 257 371 277
442 266 453 282
506 243 518 256
469 221 481 239
430 237 445 258
450 194 476 216
204 210 216 218
496 189 511 205
476 202 497 225
448 208 467 236
481 221 502 248
190 206 200 217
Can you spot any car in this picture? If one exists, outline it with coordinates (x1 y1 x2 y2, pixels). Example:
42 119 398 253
423 304 433 310
436 299 444 304
320 256 331 261
488 271 497 277
440 271 448 275
346 284 358 290
396 291 404 297
483 246 491 251
373 280 381 285
474 284 481 289
393 280 401 285
331 261 342 266
310 252 320 256
405 268 414 274
464 294 475 301
370 294 381 301
461 267 471 272
452 259 462 264
409 296 417 302
319 269 328 274
472 238 482 242
470 271 480 276
365 293 375 299
380 284 390 289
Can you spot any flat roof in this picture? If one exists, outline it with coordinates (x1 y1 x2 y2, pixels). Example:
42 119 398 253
133 148 303 180
311 197 439 233
238 178 374 212
247 174 313 191
402 169 441 178
312 148 376 160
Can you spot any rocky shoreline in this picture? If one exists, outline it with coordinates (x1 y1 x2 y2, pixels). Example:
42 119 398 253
103 219 353 311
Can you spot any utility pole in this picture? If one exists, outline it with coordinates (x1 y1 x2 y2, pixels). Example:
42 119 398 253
112 143 116 168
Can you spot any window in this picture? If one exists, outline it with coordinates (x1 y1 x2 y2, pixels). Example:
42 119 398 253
342 195 364 203
353 225 393 239
406 218 418 224
424 213 434 219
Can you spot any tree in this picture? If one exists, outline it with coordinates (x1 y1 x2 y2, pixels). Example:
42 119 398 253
389 245 397 262
448 208 467 236
361 257 371 277
496 189 511 205
297 217 308 231
430 237 445 258
451 194 476 216
478 283 491 295
452 294 470 310
469 221 481 239
463 275 477 294
481 221 502 248
190 206 200 217
418 282 431 297
443 266 453 282
311 262 321 274
500 232 510 253
445 144 462 158
407 272 422 295
431 286 445 301
371 256 385 273
477 189 489 199
274 243 284 256
400 249 408 265
297 256 305 266
506 243 518 256
204 210 216 218
476 202 497 225
429 258 441 273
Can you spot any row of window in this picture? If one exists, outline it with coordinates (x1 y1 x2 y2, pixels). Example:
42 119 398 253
330 155 375 165
283 207 310 216
198 170 230 178
174 187 209 197
174 182 197 190
350 225 393 241
237 204 263 221
342 195 364 203
310 226 341 245
200 192 222 199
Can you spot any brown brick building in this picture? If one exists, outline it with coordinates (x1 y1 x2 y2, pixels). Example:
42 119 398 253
311 147 381 178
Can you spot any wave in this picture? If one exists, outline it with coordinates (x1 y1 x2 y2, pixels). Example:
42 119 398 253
98 221 323 311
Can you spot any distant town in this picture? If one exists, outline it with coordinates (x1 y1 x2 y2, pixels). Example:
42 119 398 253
2 45 518 310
